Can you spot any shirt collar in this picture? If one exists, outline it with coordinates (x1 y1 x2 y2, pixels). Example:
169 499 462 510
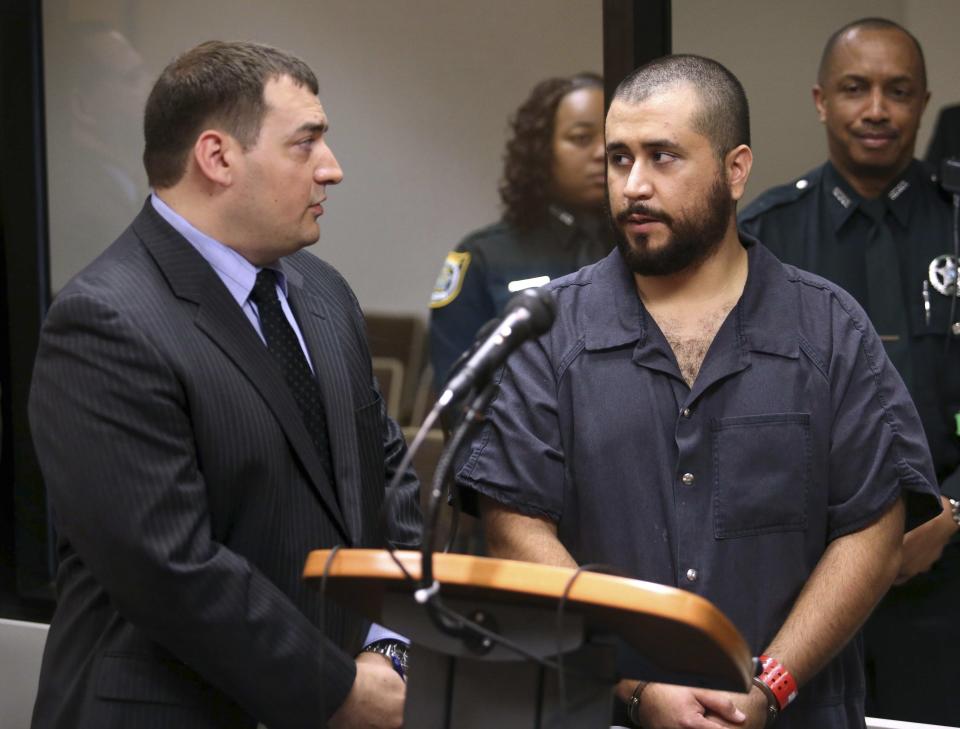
580 236 799 359
547 204 606 248
822 159 920 232
149 193 288 306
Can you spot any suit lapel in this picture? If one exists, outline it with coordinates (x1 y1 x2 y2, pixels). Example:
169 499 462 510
132 203 350 539
283 266 364 545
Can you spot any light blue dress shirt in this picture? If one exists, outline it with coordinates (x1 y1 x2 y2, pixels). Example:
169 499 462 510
150 194 405 650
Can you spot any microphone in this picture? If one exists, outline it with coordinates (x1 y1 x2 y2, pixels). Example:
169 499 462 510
438 287 556 408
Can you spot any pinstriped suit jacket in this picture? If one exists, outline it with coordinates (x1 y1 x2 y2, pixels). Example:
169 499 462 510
28 201 422 729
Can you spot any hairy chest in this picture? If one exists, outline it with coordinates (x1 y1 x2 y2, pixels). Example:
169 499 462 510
655 303 737 387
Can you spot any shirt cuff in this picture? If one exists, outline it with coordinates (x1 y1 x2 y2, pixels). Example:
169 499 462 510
363 623 409 648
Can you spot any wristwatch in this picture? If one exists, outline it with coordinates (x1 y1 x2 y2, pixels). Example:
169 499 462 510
362 639 409 680
948 498 960 529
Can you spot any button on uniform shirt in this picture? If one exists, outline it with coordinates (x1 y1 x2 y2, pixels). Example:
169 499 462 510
456 241 940 729
429 206 612 388
739 160 960 725
740 161 960 501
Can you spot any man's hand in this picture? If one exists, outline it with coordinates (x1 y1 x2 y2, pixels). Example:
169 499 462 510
896 496 958 584
704 687 770 729
617 681 755 729
327 652 405 729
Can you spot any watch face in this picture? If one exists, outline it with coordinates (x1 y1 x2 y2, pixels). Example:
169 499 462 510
365 640 408 677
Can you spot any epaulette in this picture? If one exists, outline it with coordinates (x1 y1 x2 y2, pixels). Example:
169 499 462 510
739 166 824 222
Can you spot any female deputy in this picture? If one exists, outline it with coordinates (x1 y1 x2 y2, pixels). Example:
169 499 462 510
429 73 611 387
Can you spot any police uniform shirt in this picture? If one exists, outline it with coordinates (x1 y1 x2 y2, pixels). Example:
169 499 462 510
455 241 940 729
428 207 612 388
740 160 960 499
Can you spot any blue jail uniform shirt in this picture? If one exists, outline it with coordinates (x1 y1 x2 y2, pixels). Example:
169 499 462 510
457 239 940 729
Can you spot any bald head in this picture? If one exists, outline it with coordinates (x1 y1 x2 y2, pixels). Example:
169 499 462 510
818 18 926 90
813 18 930 197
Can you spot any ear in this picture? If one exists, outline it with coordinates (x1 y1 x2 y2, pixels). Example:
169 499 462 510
812 85 827 123
725 144 753 202
192 130 240 187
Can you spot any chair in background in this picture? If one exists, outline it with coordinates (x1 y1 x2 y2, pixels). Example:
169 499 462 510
0 618 48 729
371 356 404 421
364 312 427 426
409 362 437 428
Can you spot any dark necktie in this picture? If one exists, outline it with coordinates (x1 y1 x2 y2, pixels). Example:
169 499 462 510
250 269 334 482
861 198 913 387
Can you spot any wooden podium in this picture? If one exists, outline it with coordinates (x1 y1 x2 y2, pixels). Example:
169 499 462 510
304 549 752 728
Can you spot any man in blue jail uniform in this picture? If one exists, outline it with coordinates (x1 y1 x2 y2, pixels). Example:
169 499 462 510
457 54 941 729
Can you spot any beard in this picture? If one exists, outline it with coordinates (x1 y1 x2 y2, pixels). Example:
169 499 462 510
608 173 734 277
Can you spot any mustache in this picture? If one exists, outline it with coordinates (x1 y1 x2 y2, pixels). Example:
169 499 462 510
615 202 673 227
855 123 898 137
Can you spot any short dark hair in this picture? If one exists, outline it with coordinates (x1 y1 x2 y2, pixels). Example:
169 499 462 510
612 54 750 161
143 40 318 188
817 17 926 89
499 72 603 230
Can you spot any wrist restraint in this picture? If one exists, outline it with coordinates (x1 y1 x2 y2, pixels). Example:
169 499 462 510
754 654 797 726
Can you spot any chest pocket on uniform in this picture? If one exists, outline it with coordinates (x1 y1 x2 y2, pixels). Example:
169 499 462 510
712 413 810 539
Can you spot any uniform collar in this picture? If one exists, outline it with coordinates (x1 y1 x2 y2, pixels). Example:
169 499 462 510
822 159 921 232
580 236 799 359
547 204 605 248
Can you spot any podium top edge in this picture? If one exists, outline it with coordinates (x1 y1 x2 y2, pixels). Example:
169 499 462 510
303 547 753 688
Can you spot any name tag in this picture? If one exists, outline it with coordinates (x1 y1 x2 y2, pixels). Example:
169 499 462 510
507 275 550 292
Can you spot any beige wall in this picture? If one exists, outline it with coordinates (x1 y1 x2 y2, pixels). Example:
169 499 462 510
43 0 603 313
44 1 958 314
905 0 960 154
671 0 956 203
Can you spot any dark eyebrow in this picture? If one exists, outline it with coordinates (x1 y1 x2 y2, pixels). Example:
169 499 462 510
293 121 328 137
640 138 682 152
606 138 682 154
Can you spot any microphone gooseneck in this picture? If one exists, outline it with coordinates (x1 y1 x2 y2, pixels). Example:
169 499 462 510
438 287 556 408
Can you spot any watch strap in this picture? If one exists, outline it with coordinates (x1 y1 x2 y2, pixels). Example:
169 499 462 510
362 639 408 680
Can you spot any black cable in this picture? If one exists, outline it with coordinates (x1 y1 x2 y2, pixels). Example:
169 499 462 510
420 381 496 591
317 544 342 721
552 563 627 726
425 594 597 681
442 485 461 553
377 399 443 551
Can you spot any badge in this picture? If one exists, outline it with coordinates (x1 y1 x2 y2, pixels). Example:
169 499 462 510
928 254 960 297
429 251 471 308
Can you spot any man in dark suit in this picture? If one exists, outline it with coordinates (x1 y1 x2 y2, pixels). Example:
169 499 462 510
28 41 420 729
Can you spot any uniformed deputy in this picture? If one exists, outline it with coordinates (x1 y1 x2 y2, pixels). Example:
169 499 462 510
739 18 960 725
429 73 612 388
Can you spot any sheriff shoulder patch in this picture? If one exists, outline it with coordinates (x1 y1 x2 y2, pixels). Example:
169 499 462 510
429 251 471 308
